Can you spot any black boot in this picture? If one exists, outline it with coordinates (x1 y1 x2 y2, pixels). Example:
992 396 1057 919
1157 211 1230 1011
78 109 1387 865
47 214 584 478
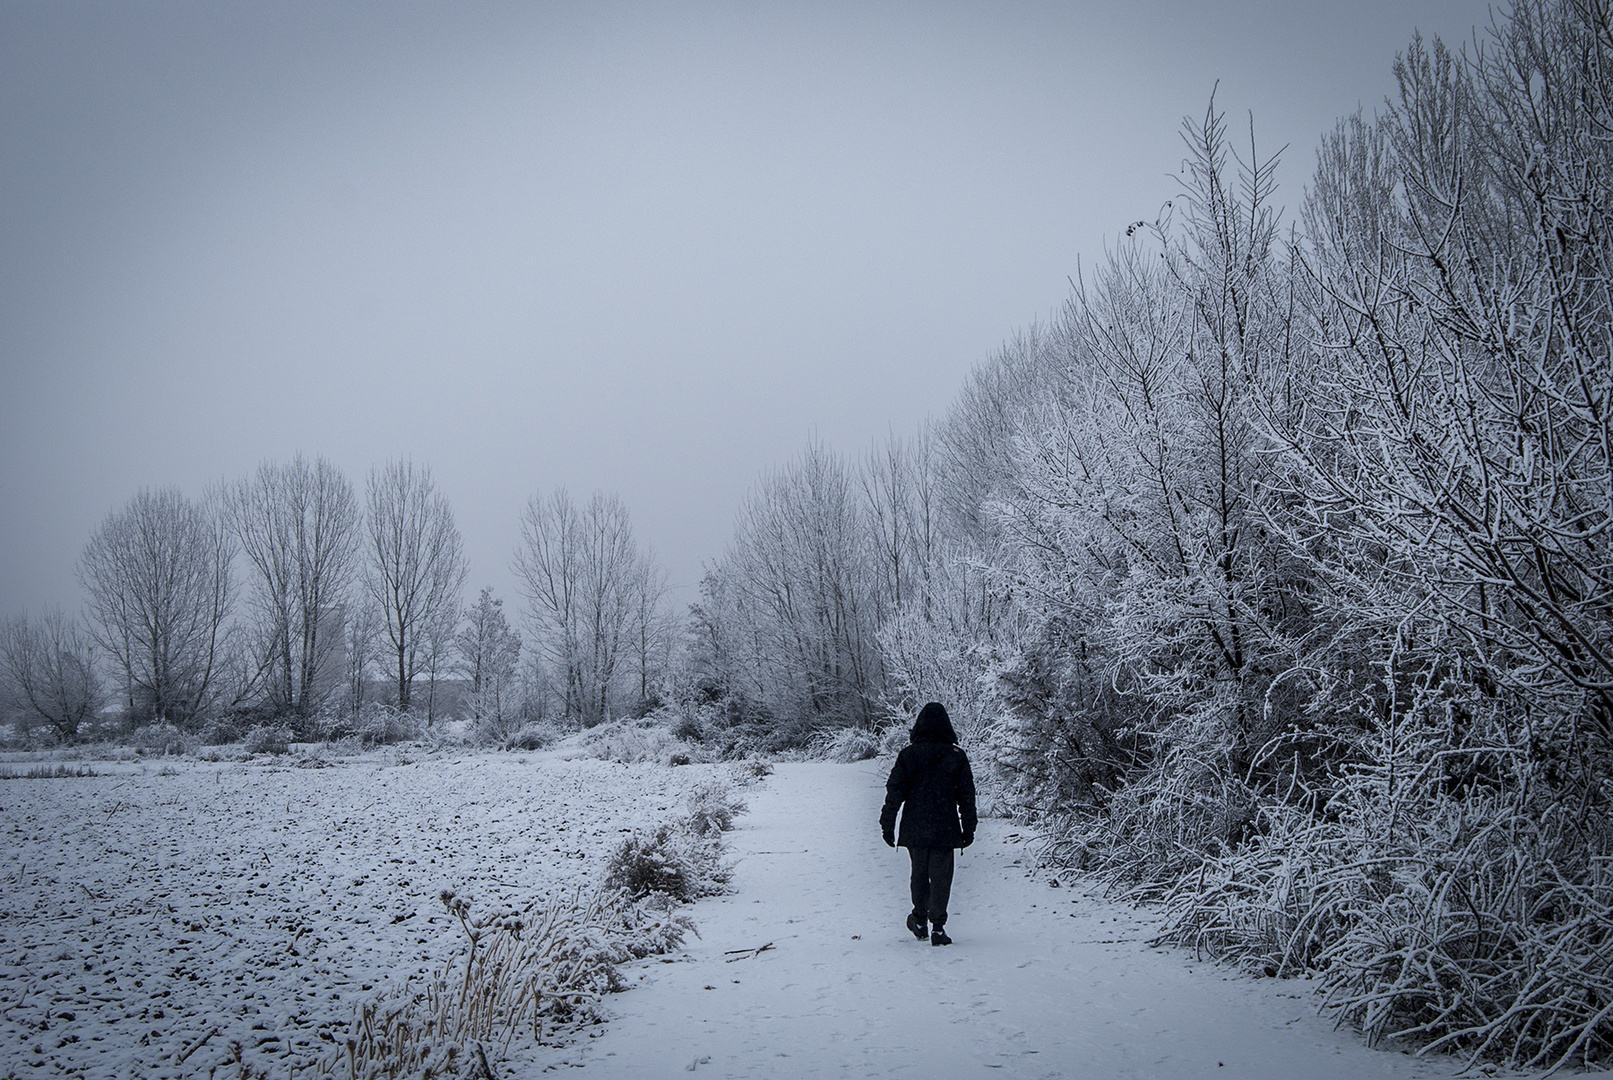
930 926 952 946
906 911 927 940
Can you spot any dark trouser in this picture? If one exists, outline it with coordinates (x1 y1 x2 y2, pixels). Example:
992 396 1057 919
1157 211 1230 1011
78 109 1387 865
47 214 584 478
907 845 955 928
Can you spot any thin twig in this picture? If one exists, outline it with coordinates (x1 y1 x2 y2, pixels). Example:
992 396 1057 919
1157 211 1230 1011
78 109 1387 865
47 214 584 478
723 942 774 962
173 1025 220 1065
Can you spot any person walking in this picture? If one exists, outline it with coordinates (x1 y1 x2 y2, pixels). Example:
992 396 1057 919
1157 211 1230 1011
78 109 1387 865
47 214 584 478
880 701 977 946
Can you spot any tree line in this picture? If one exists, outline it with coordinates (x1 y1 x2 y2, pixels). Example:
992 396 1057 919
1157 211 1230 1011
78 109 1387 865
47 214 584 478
0 457 671 744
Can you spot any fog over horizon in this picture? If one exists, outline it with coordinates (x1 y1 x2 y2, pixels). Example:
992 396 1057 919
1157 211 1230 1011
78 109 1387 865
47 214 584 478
1 0 1493 619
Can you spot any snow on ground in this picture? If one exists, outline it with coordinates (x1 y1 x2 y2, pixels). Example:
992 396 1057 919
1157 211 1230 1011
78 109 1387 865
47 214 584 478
0 750 729 1079
537 761 1485 1079
0 754 1548 1079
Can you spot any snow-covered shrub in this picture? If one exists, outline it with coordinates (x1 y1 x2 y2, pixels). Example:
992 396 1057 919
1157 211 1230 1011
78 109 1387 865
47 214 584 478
299 708 344 744
462 701 532 749
809 726 880 762
315 886 692 1079
684 780 745 837
423 720 472 751
133 723 193 756
877 724 908 757
1043 717 1263 885
1146 747 1613 1073
729 757 773 785
643 689 803 760
353 702 420 745
605 821 732 902
1108 646 1613 1074
605 825 692 899
196 717 243 746
758 713 819 754
1318 808 1613 1070
559 718 700 766
465 711 513 747
604 770 747 902
311 734 367 758
668 707 706 744
502 720 563 751
242 724 292 755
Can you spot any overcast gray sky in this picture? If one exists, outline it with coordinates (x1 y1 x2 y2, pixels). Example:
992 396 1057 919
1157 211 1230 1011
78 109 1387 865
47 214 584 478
1 0 1494 618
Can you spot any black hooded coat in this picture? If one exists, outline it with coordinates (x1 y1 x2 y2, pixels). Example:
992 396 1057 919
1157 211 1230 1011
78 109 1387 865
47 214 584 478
880 703 978 849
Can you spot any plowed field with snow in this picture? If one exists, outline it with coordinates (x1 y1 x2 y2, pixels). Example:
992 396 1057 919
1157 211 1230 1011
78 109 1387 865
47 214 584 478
0 751 726 1079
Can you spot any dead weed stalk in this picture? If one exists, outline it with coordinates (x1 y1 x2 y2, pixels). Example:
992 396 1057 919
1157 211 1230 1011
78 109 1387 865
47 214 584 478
312 887 691 1080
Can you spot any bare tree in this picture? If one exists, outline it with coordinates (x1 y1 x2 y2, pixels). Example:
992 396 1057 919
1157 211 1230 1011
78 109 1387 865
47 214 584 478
514 489 649 726
934 323 1068 543
457 586 522 730
626 554 672 706
420 601 461 726
363 460 468 715
228 455 360 724
0 611 102 743
861 425 945 624
342 596 382 722
79 487 234 727
718 439 883 729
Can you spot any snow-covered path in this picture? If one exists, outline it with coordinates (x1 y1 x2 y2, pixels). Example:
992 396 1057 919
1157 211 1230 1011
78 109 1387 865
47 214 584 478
535 761 1465 1079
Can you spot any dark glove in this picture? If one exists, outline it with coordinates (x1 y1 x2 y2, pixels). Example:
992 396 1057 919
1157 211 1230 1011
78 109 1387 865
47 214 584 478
961 834 974 849
883 831 895 848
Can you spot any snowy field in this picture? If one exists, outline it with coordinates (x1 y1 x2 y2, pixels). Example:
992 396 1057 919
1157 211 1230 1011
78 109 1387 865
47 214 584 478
0 750 729 1079
1 754 1542 1079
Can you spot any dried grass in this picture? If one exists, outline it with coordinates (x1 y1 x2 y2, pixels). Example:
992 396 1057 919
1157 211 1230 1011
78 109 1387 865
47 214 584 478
312 887 692 1079
600 778 743 902
729 758 773 784
0 763 97 779
684 780 746 837
808 727 881 763
1096 775 1613 1073
558 719 702 766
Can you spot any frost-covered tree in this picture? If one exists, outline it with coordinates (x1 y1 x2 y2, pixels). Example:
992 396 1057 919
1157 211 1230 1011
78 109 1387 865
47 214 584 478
860 427 947 625
228 455 360 725
363 459 468 715
934 3 1613 1064
514 489 656 726
457 586 521 728
418 600 461 726
973 99 1312 846
625 555 672 708
0 610 102 744
79 486 234 727
1213 10 1613 1058
1286 17 1613 754
341 596 382 721
713 439 883 732
876 547 1011 749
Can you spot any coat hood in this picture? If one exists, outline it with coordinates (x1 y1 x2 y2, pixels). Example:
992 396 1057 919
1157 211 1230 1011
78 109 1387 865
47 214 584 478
911 701 959 744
